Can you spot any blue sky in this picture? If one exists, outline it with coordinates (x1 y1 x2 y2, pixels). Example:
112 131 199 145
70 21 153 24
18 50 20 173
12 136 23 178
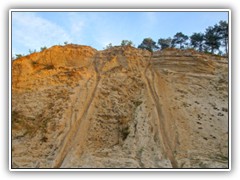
11 11 228 56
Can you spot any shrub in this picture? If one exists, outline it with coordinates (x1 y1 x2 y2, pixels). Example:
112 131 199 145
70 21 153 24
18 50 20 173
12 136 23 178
40 46 47 51
15 54 23 59
121 40 134 47
29 49 37 54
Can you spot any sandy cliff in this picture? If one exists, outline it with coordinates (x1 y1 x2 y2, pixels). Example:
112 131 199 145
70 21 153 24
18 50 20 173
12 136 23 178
11 45 229 168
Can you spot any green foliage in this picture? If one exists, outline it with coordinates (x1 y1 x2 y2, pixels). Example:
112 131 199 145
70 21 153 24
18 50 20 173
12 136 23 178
171 32 189 49
217 20 228 54
15 54 23 59
204 25 221 54
138 38 159 52
203 20 228 55
64 41 68 45
28 49 37 54
40 46 47 51
121 40 133 47
190 33 205 52
158 38 172 50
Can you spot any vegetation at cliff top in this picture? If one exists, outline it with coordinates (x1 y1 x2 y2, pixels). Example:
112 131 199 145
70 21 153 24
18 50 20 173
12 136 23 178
109 20 228 56
137 20 228 55
12 20 228 60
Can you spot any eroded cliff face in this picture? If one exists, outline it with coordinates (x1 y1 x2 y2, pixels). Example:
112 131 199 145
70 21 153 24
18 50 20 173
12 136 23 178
11 45 229 168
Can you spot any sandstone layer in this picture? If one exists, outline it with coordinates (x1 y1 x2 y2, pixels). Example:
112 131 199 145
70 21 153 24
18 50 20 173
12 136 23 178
11 45 229 168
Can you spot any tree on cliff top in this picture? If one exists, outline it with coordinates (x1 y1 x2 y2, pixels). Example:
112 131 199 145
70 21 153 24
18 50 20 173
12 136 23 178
158 38 172 50
217 20 228 55
121 40 134 47
204 26 221 54
171 32 189 49
190 33 205 52
138 38 159 52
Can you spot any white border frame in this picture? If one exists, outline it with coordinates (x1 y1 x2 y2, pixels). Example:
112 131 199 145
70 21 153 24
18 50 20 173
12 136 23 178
9 9 231 172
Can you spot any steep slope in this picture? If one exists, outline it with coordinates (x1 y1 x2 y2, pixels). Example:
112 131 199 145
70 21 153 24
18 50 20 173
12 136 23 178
11 45 229 168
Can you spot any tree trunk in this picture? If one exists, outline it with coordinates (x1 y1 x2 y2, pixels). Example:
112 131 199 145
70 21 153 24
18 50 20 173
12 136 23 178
199 45 202 52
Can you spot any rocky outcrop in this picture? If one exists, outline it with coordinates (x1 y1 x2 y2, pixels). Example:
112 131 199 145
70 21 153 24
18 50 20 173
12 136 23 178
11 45 229 168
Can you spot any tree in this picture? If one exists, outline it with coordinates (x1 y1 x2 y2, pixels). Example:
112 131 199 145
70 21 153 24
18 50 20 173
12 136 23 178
138 38 159 52
121 40 133 47
64 41 68 45
158 38 172 50
171 32 189 49
105 43 113 49
204 26 221 54
190 33 205 52
217 20 228 55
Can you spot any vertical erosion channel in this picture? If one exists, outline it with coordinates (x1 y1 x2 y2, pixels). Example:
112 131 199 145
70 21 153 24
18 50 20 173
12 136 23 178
143 55 178 168
53 56 100 168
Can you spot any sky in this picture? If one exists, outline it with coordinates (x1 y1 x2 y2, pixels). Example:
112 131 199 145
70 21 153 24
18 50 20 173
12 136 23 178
11 11 228 56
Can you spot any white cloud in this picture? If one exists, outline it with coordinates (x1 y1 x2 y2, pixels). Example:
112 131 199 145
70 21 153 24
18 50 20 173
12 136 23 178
12 12 72 54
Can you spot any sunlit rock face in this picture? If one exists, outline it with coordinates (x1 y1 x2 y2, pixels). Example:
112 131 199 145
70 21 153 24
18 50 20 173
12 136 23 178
11 45 229 168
